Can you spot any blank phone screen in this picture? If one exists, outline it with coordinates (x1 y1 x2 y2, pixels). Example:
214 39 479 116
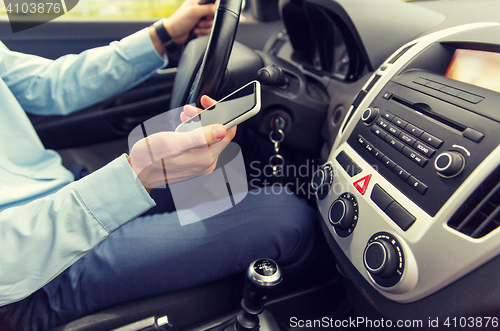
177 82 257 132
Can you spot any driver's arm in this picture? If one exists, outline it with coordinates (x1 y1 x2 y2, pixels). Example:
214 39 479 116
0 0 216 116
0 30 166 116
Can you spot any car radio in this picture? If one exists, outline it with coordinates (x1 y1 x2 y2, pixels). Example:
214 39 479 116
348 70 500 219
315 22 500 303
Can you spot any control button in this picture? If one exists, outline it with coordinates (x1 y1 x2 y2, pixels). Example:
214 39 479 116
364 239 398 278
376 118 389 129
384 134 405 152
357 136 367 145
404 123 423 138
413 141 435 158
420 132 443 148
392 116 408 129
463 128 485 143
371 148 384 161
353 174 372 195
456 92 484 104
365 143 374 153
393 166 410 182
385 201 416 231
435 151 465 178
407 176 428 194
357 136 378 159
371 126 387 140
361 107 379 125
382 156 396 170
336 151 362 177
402 147 428 167
329 193 358 237
382 92 393 99
440 85 461 96
399 132 417 146
426 81 444 90
380 111 394 121
371 184 393 211
387 124 401 137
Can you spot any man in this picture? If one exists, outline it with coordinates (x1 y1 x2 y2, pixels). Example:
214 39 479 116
0 1 316 330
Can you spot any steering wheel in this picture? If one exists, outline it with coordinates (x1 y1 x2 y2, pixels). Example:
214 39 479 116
170 0 243 109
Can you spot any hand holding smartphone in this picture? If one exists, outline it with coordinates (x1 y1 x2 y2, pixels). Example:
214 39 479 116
175 81 262 132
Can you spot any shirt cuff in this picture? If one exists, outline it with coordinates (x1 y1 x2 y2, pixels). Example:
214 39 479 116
74 154 156 233
113 27 169 75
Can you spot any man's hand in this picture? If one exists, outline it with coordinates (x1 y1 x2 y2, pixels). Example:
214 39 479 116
165 0 217 44
149 0 217 55
127 95 236 191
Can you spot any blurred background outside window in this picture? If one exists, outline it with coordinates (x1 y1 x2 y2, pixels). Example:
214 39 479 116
0 0 184 19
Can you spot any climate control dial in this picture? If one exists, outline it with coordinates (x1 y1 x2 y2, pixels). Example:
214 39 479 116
311 165 333 200
364 239 398 278
363 232 405 287
329 193 358 237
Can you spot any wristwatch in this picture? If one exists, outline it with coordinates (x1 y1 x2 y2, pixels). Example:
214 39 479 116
153 18 180 53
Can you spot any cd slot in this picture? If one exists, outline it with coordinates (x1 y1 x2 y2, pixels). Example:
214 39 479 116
392 95 466 132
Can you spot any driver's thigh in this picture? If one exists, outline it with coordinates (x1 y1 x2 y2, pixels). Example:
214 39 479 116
42 186 317 325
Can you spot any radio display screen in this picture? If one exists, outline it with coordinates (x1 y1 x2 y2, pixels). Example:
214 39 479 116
445 49 500 93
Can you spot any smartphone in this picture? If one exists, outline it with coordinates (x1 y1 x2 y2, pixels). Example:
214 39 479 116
175 81 261 132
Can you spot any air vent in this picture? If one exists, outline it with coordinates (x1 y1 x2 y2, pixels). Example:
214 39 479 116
341 90 367 133
365 74 381 92
388 44 415 64
448 167 500 238
388 43 415 64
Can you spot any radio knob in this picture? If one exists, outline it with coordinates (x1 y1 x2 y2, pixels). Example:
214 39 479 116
363 239 398 278
329 197 355 230
434 151 465 177
361 107 379 125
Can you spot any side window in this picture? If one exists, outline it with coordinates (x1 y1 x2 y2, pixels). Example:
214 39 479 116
0 0 184 19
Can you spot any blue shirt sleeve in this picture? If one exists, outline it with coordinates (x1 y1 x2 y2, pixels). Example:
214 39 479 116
0 28 163 306
0 155 155 306
0 28 168 115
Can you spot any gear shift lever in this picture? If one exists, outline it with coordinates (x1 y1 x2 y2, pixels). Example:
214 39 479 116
235 259 282 331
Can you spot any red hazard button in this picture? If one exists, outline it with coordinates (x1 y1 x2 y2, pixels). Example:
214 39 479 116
353 174 372 195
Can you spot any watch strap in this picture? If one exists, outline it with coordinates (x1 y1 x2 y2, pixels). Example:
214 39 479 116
153 19 179 53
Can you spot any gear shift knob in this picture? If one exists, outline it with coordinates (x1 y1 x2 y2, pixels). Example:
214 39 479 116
248 259 282 287
234 259 283 331
243 259 282 314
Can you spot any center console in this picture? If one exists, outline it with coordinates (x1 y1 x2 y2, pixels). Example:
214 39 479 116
315 22 500 303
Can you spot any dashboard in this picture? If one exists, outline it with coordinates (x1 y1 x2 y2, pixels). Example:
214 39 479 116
316 21 500 303
271 0 500 323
